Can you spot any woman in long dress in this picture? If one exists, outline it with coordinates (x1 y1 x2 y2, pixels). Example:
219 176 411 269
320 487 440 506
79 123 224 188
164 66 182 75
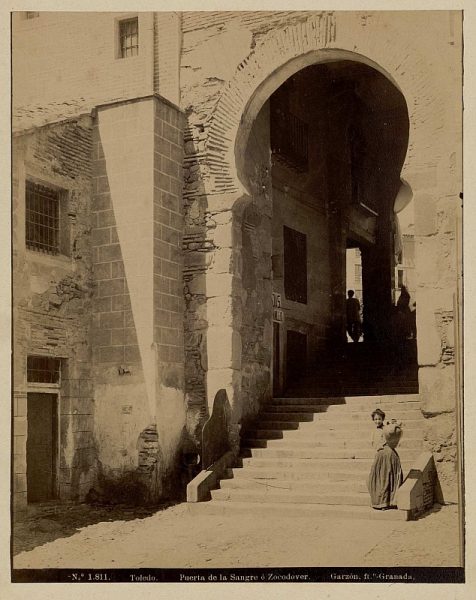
367 420 403 510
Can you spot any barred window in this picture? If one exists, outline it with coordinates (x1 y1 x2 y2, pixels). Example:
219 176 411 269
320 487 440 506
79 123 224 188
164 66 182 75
119 18 139 58
27 356 61 384
25 181 60 255
270 82 309 172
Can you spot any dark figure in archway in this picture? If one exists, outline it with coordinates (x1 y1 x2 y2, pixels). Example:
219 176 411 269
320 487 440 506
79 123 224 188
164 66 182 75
391 286 412 370
346 290 362 343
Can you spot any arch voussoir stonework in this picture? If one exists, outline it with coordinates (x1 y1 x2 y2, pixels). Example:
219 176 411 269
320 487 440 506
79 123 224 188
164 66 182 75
205 11 444 198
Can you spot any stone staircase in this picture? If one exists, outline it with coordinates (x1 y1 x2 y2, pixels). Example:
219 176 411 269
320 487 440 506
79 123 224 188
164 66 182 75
189 342 424 520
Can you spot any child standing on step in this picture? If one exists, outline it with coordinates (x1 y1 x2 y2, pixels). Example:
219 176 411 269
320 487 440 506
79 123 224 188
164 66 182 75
367 420 404 510
370 408 386 450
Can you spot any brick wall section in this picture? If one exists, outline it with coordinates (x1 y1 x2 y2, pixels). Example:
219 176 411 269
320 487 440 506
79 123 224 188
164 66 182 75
153 98 185 367
12 116 94 509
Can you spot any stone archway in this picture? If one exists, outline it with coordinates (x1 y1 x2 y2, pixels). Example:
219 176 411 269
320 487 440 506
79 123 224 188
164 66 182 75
186 13 461 490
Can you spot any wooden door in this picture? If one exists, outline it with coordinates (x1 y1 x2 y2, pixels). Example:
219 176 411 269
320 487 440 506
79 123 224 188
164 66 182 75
273 322 280 396
27 393 57 502
286 330 307 384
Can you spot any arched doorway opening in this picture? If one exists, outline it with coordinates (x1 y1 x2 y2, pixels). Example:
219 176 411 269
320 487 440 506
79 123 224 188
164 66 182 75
238 59 412 398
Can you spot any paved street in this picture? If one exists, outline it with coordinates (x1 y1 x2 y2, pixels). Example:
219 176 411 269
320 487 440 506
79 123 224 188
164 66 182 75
13 502 460 569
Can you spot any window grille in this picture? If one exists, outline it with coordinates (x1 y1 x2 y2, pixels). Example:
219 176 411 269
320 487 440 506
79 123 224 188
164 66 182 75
25 181 60 255
27 356 61 384
119 18 139 58
271 109 309 172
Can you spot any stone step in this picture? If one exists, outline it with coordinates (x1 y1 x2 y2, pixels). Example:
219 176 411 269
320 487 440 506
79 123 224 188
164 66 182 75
188 500 408 520
265 405 333 413
273 394 421 403
238 457 414 473
220 476 369 494
275 427 422 440
292 378 418 387
272 397 340 404
261 412 315 422
228 467 368 482
283 389 419 398
243 447 419 461
297 419 423 431
257 421 301 430
211 487 373 507
285 386 419 394
267 406 422 420
242 437 423 450
311 410 423 421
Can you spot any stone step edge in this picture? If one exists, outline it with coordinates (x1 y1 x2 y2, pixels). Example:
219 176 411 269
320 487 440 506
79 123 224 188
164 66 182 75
188 500 408 521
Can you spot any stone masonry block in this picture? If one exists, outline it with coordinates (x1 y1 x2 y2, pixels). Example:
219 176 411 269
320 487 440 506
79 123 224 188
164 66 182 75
206 273 238 299
92 296 112 313
99 346 125 363
14 435 26 457
125 345 141 363
161 191 179 213
13 453 26 474
14 417 27 437
416 288 449 365
98 278 124 297
100 312 124 329
111 329 125 345
92 227 111 246
111 261 125 278
98 244 122 262
96 209 116 228
93 193 112 212
414 193 437 236
419 366 456 415
112 295 131 311
161 225 180 246
14 473 27 494
207 327 241 370
162 260 179 279
94 262 112 280
154 204 171 225
92 327 112 346
160 327 180 345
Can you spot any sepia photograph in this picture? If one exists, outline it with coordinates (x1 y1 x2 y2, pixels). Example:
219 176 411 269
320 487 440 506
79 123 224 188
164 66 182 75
6 4 469 590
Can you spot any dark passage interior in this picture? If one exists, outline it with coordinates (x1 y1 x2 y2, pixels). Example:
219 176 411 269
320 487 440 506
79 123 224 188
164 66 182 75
265 60 416 396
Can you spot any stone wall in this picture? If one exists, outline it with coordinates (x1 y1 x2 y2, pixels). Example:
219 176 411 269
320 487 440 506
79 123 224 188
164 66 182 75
92 95 186 502
12 116 95 510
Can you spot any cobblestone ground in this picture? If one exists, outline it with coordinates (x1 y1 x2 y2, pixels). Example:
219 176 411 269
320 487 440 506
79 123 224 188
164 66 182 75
13 502 461 569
